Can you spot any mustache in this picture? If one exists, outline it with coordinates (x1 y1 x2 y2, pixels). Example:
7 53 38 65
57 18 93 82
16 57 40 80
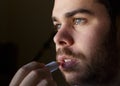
57 48 74 56
56 48 86 60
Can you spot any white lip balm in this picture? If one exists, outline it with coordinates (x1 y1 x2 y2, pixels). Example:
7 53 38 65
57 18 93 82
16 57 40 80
45 61 59 72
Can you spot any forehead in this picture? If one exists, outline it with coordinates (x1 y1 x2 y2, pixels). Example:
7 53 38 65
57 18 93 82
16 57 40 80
52 0 107 17
53 0 96 9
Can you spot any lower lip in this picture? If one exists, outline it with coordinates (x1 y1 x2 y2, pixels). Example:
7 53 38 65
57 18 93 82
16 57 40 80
60 60 78 70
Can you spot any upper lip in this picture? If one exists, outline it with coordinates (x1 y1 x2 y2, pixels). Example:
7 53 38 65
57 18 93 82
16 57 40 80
56 54 73 63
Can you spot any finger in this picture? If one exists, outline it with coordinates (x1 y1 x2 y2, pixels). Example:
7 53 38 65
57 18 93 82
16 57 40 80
9 61 45 86
37 78 57 86
19 68 52 86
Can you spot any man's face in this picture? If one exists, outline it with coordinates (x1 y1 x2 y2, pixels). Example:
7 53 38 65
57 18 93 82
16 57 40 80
52 0 115 85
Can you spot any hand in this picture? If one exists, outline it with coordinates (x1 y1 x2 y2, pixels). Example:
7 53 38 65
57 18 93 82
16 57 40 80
9 61 57 86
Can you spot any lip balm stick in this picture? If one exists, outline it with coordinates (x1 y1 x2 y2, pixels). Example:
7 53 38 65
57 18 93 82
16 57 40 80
45 61 59 73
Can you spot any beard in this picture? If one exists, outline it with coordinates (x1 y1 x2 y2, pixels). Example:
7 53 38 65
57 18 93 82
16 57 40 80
56 32 119 86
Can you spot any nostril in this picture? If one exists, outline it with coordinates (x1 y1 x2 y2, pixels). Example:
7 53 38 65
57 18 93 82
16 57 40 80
58 37 74 47
59 40 67 45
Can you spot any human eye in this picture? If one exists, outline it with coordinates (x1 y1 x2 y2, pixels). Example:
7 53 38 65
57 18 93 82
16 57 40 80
73 18 87 25
54 23 61 31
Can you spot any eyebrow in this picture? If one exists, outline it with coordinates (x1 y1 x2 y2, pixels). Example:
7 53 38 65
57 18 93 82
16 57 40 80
52 8 94 22
66 8 94 17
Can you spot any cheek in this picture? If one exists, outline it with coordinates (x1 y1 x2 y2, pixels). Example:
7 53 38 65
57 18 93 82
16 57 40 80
74 25 109 56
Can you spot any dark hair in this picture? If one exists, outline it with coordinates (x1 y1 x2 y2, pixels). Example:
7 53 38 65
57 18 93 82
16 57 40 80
97 0 119 54
97 0 119 17
97 0 119 30
98 1 119 72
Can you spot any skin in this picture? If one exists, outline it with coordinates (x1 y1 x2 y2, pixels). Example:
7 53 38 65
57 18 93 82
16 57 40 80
53 0 119 85
9 62 57 86
9 0 119 86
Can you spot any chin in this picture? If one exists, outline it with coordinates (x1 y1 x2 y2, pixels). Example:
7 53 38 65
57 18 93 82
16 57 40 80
65 72 81 85
62 69 89 86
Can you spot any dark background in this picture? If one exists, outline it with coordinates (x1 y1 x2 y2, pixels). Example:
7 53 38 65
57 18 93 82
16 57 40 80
0 0 68 85
0 0 119 86
0 0 54 66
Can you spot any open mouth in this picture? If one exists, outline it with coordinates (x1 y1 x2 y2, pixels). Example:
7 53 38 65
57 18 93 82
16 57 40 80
57 56 78 70
62 59 78 69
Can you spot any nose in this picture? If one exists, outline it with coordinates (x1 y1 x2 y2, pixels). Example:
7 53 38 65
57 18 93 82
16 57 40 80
53 27 74 47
